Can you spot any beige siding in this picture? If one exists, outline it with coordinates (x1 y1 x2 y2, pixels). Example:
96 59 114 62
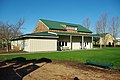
34 20 49 33
29 39 57 52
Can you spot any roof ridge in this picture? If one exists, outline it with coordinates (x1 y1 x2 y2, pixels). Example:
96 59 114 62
40 19 82 26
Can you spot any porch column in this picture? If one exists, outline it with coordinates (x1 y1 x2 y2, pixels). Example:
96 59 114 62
70 35 72 50
92 36 93 48
82 36 84 49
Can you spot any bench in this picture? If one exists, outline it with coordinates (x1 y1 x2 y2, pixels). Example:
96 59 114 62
86 61 113 68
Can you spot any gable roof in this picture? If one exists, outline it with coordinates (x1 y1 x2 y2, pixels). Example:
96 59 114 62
40 19 92 33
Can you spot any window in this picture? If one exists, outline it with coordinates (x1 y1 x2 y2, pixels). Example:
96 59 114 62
60 24 66 28
59 42 67 46
66 26 77 30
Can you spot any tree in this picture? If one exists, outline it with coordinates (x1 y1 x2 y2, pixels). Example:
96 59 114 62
109 16 120 46
95 13 108 47
95 20 101 34
82 17 90 29
0 19 24 52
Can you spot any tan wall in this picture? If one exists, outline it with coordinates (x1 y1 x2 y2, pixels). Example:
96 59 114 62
34 20 49 33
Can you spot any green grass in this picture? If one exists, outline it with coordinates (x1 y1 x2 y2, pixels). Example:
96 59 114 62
0 47 120 68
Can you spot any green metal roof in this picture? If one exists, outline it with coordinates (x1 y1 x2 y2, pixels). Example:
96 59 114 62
40 19 92 33
12 32 58 40
25 32 57 37
55 32 95 37
25 31 97 37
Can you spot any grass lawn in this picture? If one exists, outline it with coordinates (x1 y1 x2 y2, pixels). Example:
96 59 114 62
0 47 120 68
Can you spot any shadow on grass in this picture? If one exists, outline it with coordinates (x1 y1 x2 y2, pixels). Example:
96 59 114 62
0 57 52 80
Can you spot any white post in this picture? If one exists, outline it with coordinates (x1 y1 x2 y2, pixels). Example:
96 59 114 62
82 36 84 49
70 35 72 50
92 36 93 48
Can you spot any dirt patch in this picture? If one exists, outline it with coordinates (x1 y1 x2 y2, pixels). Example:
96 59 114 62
23 60 120 80
0 58 120 80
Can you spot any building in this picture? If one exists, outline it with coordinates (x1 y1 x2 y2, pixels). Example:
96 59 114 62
11 19 96 52
116 38 120 46
93 33 116 46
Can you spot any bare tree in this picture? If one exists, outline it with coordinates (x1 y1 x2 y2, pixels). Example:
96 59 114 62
82 17 90 29
0 19 24 52
95 20 102 34
109 16 120 46
95 13 108 47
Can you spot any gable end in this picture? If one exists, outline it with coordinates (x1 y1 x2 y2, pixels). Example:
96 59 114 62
34 20 49 33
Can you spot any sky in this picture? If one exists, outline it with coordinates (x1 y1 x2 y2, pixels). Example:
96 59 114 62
0 0 120 36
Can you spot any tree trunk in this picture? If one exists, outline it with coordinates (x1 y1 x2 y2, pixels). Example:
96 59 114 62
100 44 102 48
104 44 106 47
114 42 116 47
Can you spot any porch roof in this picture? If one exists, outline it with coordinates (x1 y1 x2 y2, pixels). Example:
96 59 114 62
55 32 99 37
25 32 57 37
12 32 58 40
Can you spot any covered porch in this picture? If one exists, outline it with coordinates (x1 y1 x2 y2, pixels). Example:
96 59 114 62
55 32 94 51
